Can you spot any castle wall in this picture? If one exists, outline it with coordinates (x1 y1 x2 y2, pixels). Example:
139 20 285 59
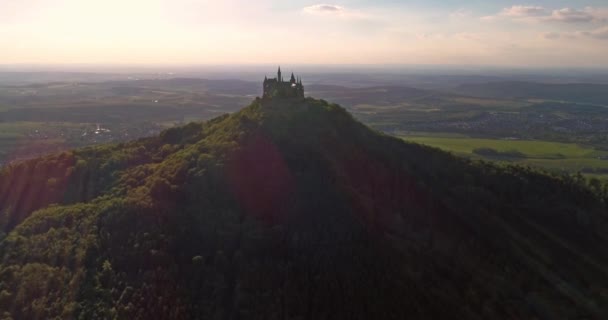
263 79 304 99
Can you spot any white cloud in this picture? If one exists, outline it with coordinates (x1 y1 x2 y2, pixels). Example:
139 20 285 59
548 8 594 23
481 5 546 22
500 5 547 17
303 4 345 16
302 3 372 21
483 5 608 24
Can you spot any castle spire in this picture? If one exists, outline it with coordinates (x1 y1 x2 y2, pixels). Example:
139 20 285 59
263 68 304 99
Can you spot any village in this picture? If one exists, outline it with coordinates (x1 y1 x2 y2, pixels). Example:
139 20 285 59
0 122 163 166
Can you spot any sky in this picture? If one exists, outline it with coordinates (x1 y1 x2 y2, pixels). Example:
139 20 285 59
1 0 608 67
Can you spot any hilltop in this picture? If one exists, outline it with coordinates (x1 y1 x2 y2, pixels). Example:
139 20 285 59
1 94 608 319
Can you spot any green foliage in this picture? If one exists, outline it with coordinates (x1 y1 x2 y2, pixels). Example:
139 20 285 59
1 96 608 319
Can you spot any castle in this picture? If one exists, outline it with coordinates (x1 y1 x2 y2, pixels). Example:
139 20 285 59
263 67 304 99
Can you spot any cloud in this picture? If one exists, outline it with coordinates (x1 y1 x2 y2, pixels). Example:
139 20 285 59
500 5 547 17
540 27 608 41
415 33 447 40
583 7 608 23
548 8 594 23
303 4 345 15
414 32 483 42
481 5 547 21
483 5 608 24
582 26 608 39
449 9 472 19
302 3 372 21
542 32 561 40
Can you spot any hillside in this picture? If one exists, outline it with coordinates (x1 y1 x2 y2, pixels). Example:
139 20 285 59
1 96 608 319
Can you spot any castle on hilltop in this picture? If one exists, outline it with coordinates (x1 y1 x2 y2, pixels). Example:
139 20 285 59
263 67 304 99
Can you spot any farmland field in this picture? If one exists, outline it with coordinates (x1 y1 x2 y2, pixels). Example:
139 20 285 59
402 134 608 176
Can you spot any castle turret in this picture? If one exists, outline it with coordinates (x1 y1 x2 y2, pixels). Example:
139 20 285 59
263 68 304 99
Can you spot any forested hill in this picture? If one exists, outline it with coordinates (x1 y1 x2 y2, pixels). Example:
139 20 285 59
1 96 608 319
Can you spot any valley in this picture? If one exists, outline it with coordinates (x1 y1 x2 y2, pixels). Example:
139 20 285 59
3 73 607 179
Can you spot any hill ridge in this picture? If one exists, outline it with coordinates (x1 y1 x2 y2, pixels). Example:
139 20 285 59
1 96 608 319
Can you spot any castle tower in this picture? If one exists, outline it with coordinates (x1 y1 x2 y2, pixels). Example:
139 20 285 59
262 68 304 99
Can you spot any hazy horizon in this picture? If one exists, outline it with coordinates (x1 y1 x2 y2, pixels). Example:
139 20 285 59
2 63 608 74
2 1 608 67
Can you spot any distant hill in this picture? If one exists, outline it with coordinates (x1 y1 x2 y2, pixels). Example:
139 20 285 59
1 96 608 319
0 78 256 123
307 84 452 107
454 81 608 105
106 78 260 95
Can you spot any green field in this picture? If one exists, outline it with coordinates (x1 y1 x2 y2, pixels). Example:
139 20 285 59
0 123 29 161
402 135 608 175
0 122 90 164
